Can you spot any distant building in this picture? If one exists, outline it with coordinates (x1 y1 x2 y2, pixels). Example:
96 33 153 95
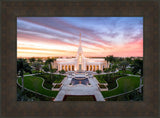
52 33 109 72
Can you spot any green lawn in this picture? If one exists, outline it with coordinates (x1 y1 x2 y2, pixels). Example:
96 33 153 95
17 76 59 97
94 74 126 90
101 76 140 98
35 73 66 89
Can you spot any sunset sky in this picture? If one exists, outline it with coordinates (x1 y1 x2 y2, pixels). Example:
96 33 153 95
17 17 143 58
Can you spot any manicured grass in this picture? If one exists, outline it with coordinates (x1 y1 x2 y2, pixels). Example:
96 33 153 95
94 74 125 90
106 87 143 101
17 76 59 97
101 76 140 98
35 73 65 89
17 85 52 101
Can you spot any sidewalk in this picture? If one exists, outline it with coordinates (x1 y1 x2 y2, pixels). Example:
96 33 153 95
54 76 105 101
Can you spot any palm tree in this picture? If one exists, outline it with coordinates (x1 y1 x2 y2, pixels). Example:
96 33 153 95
32 62 41 73
45 58 54 69
29 57 36 64
131 59 143 76
37 58 43 64
42 65 49 72
111 64 118 78
105 55 115 64
17 58 32 92
131 59 143 93
119 61 129 74
45 57 56 79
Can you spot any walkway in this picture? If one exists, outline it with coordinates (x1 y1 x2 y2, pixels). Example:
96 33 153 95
54 75 105 101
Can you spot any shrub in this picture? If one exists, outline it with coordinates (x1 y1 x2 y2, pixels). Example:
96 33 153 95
59 70 66 74
51 68 57 73
96 70 102 74
42 65 49 72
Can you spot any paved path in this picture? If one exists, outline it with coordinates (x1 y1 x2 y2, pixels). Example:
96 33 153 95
54 76 105 101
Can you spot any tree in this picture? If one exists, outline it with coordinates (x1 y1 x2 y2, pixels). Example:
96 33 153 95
105 55 115 63
96 70 102 74
29 57 36 64
59 70 65 74
119 61 129 74
45 57 56 69
45 57 56 79
111 64 118 78
37 58 43 64
125 57 133 64
51 68 57 73
131 59 143 93
32 62 41 73
103 68 110 73
131 59 143 76
118 57 124 62
17 59 32 92
111 64 118 72
42 65 49 72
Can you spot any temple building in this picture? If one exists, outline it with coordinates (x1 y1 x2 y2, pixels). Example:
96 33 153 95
52 34 109 72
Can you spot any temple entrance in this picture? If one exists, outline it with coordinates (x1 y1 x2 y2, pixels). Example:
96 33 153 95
93 65 95 71
69 65 71 71
65 65 67 71
96 65 99 70
86 65 89 71
72 65 74 71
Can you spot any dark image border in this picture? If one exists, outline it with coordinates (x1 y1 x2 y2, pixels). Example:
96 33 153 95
1 1 159 117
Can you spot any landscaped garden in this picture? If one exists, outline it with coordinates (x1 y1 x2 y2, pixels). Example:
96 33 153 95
17 56 143 101
35 73 66 89
17 85 52 101
101 76 140 98
94 74 126 90
106 87 143 101
17 76 59 97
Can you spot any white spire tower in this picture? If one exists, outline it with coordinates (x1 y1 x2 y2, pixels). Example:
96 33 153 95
77 33 83 56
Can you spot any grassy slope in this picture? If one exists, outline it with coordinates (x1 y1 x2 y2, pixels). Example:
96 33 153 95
101 76 140 98
17 76 59 97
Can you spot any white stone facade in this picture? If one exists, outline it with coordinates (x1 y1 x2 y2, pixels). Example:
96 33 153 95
53 34 109 72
